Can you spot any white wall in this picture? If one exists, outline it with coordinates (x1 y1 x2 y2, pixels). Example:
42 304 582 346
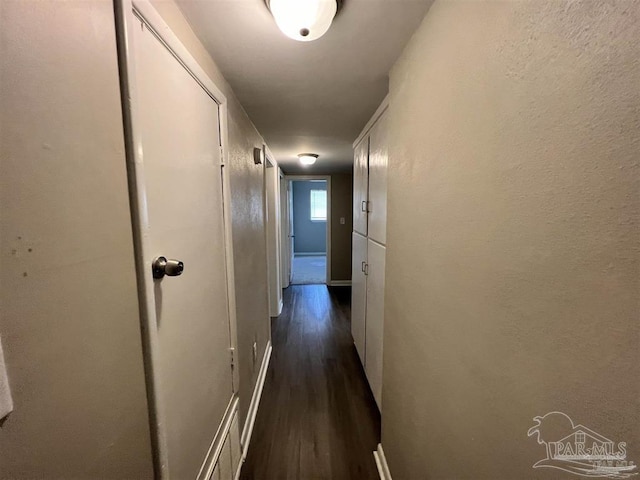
382 1 640 478
0 1 154 477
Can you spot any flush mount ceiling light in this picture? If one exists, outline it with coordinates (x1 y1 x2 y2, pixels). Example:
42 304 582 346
298 153 319 165
265 0 342 42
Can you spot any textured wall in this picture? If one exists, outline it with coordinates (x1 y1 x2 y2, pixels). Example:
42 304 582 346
293 181 327 254
150 0 271 429
330 173 353 282
383 1 640 478
0 1 154 477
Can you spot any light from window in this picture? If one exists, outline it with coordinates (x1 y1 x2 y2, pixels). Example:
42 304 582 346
310 189 327 221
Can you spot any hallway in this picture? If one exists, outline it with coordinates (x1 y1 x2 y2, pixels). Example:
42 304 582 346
2 1 639 478
241 285 380 479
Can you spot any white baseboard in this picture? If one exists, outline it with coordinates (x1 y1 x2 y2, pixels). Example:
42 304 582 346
374 443 392 480
239 340 272 463
329 280 352 286
294 252 326 256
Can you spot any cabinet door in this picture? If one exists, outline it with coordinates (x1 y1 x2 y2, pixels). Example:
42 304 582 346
353 137 369 236
367 111 388 245
351 232 368 366
365 239 386 409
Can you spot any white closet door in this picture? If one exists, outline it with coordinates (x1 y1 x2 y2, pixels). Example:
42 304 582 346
351 232 368 366
353 137 369 236
367 111 388 245
365 239 386 409
133 13 233 479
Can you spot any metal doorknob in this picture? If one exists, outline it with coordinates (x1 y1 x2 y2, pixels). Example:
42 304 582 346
152 256 184 279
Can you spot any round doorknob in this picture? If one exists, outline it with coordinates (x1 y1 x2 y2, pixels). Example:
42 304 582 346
152 256 184 279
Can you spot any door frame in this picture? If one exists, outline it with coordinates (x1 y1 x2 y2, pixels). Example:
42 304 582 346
263 148 283 317
279 169 289 289
114 1 239 477
284 175 332 285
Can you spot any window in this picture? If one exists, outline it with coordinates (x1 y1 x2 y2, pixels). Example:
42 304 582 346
575 432 585 444
310 189 327 221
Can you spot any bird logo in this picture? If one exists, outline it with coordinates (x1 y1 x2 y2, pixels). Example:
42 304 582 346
528 412 637 478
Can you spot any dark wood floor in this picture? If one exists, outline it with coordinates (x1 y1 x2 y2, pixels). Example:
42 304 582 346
240 285 381 480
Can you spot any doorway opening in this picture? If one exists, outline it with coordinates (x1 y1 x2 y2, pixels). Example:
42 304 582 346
285 177 331 285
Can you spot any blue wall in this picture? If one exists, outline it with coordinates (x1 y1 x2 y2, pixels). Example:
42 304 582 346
293 180 327 254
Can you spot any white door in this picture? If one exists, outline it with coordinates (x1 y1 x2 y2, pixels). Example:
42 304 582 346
133 15 233 479
353 137 369 236
365 239 386 409
367 111 388 245
351 232 368 366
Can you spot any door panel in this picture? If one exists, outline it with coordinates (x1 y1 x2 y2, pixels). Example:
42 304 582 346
133 16 233 479
365 240 386 409
217 437 232 480
353 137 369 236
230 414 241 477
351 232 368 366
367 111 388 245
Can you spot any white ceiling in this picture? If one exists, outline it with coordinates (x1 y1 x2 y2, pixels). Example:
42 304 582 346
176 0 434 173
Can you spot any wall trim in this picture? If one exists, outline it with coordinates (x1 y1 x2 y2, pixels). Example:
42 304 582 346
295 252 326 257
373 444 392 480
277 299 283 316
329 280 352 286
240 340 272 462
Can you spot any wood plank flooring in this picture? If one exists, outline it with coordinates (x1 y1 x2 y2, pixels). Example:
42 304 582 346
240 285 381 480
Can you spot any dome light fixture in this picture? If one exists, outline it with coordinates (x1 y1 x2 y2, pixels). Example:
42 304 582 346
265 0 342 42
298 153 319 166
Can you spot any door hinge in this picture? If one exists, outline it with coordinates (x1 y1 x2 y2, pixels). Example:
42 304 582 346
220 146 225 165
229 347 235 369
362 261 369 276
